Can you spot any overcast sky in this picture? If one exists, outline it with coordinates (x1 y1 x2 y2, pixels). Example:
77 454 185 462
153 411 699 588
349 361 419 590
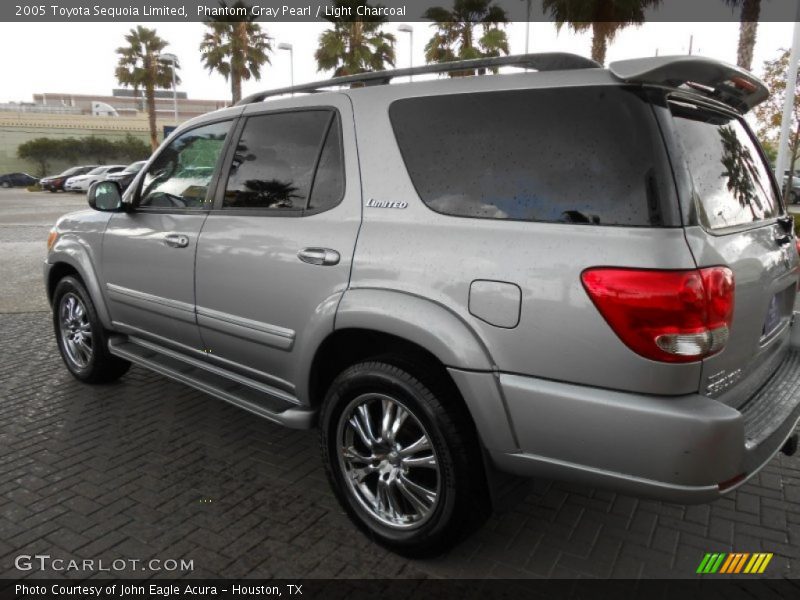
0 21 794 104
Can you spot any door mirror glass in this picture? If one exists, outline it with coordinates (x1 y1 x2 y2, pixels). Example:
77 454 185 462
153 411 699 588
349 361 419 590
88 181 123 212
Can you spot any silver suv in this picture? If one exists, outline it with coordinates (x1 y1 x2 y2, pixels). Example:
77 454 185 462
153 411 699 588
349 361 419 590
45 53 800 556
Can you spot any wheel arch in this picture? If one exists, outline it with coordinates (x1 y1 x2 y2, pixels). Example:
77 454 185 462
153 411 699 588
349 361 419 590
46 250 112 329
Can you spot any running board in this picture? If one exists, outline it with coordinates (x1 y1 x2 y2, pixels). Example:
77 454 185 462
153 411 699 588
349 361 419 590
108 336 316 429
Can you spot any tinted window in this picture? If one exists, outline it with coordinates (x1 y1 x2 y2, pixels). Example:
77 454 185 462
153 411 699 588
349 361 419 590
308 114 344 212
670 102 779 230
223 111 337 211
389 87 669 226
140 120 231 210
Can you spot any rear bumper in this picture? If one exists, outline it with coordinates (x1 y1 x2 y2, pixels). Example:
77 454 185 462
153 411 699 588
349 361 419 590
451 336 800 504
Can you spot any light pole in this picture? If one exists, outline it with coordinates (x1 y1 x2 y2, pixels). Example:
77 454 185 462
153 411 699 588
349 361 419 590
278 43 294 91
398 24 413 81
776 15 800 184
161 53 179 123
522 0 531 54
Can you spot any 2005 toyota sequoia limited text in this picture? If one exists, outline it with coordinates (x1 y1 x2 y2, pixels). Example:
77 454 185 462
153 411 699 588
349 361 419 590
45 53 800 555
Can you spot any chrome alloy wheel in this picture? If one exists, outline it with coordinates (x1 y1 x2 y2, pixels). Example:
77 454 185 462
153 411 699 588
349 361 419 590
337 393 441 530
58 293 93 369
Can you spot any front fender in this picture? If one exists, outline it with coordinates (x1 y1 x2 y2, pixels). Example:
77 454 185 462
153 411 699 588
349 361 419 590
46 234 112 329
335 288 495 371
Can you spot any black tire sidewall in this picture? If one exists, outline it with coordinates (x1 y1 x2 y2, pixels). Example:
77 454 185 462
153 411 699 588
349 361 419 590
321 362 468 555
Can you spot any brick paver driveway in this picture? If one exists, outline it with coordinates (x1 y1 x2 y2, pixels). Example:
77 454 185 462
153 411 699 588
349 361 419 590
0 313 797 579
0 189 798 579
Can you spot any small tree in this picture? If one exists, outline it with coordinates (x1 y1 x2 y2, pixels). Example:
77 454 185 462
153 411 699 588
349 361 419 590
754 48 800 202
80 136 117 165
113 134 151 161
17 138 60 177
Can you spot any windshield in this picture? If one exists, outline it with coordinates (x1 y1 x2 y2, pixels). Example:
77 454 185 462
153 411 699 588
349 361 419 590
87 167 107 175
123 161 146 173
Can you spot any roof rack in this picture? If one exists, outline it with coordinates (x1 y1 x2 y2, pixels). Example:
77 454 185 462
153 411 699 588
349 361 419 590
237 52 601 105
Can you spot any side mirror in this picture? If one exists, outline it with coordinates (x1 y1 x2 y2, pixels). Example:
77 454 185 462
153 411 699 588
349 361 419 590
88 181 124 212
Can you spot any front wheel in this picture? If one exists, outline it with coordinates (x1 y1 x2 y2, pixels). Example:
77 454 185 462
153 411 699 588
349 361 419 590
791 191 799 205
53 276 130 383
320 361 490 556
0 181 10 188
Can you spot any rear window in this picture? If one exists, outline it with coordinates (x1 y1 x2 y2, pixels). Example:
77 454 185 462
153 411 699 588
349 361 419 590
389 86 671 226
670 102 779 230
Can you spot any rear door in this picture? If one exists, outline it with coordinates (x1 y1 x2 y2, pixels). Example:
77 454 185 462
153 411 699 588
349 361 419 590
666 99 799 406
193 95 360 392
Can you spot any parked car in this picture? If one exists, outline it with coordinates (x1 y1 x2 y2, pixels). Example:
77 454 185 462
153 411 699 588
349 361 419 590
64 165 126 193
782 172 800 204
102 161 147 192
46 54 800 556
0 172 38 188
40 166 97 192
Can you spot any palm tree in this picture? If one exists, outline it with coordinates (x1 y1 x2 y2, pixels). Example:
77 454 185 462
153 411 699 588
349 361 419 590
542 0 661 65
115 26 178 151
423 0 509 74
200 0 272 104
724 0 761 71
315 0 396 77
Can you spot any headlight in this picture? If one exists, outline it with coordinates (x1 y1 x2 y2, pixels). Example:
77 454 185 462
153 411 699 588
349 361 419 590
47 228 58 252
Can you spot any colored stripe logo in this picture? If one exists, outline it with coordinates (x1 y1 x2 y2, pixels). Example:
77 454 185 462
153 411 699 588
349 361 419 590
696 553 773 574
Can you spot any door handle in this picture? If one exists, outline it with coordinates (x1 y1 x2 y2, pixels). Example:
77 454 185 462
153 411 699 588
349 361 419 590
163 233 190 248
297 247 340 266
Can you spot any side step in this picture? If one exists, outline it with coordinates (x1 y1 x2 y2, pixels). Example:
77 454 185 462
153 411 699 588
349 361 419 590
108 336 316 429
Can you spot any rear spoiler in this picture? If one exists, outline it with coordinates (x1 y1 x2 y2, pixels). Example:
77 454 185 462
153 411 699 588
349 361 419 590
608 56 769 113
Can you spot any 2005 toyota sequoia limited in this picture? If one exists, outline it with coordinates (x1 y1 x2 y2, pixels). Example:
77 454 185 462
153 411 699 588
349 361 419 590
45 53 800 555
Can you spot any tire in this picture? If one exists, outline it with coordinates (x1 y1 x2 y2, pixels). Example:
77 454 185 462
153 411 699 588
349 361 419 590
320 360 490 557
792 191 799 205
0 181 10 188
52 276 130 383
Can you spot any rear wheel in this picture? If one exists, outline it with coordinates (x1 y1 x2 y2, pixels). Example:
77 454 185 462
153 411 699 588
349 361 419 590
0 181 10 188
791 191 799 205
320 360 490 556
53 276 130 383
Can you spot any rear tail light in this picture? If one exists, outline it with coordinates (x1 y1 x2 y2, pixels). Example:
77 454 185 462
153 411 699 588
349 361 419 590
581 267 735 363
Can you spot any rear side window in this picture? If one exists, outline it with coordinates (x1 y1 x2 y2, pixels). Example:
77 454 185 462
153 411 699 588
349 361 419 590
223 110 343 212
669 102 779 230
389 87 670 226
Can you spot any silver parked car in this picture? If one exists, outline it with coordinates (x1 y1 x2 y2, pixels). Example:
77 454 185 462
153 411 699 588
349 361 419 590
45 54 800 556
64 165 126 193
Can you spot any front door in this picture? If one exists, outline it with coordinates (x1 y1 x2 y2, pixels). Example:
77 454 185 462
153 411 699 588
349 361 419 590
194 96 360 393
102 119 234 353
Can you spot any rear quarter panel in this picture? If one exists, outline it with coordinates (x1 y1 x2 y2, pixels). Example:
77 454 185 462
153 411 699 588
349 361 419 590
347 75 702 396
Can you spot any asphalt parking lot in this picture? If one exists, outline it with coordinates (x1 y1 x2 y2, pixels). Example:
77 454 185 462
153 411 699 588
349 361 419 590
0 187 799 579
